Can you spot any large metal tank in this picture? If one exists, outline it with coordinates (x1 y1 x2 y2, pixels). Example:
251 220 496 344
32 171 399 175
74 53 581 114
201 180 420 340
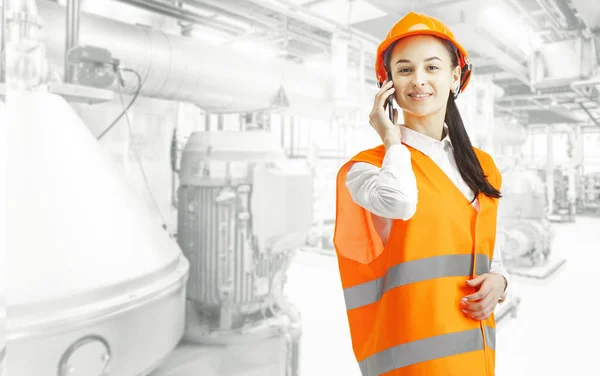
6 92 189 376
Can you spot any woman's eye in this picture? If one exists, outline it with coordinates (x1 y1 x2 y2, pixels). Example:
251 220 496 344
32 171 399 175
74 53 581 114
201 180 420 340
428 66 439 71
399 68 411 73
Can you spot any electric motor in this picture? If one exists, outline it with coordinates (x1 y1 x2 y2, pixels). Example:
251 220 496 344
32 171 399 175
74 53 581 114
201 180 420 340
177 131 314 328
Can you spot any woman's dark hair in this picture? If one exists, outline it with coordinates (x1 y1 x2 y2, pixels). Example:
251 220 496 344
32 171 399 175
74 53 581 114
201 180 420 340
441 41 502 200
384 38 502 201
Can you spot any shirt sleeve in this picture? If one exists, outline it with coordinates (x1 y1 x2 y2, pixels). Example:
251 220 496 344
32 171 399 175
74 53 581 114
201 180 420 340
490 240 510 303
345 144 418 220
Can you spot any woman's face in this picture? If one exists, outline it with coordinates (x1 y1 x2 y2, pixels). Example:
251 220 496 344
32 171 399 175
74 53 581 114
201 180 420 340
388 35 461 118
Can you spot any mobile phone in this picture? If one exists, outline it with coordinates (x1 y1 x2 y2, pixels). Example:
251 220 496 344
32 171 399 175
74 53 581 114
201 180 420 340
386 87 393 122
377 75 394 122
377 82 394 123
385 71 394 122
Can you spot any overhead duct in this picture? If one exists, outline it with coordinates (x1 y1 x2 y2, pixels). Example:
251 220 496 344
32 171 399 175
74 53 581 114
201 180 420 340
36 0 338 118
527 107 583 124
530 37 597 89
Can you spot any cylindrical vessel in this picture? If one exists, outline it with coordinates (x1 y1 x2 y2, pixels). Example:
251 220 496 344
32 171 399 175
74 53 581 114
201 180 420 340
7 92 189 375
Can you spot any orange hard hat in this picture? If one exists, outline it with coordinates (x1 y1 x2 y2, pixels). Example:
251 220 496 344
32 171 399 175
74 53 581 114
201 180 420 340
374 12 472 96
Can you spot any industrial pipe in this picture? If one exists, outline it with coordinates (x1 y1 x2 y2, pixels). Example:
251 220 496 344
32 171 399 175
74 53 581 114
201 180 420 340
245 0 379 51
64 0 80 83
533 0 568 40
112 0 242 33
578 102 600 126
37 0 345 118
115 0 330 50
547 0 580 30
570 75 600 93
177 0 278 33
178 0 331 48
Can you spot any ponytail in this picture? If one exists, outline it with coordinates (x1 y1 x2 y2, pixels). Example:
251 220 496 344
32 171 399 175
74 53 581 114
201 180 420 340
445 94 502 200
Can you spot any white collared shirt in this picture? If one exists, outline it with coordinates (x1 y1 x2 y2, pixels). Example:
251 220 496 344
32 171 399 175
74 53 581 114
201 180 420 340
345 124 509 298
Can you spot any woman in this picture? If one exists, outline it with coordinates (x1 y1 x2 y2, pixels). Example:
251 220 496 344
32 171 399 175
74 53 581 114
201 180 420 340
333 12 509 376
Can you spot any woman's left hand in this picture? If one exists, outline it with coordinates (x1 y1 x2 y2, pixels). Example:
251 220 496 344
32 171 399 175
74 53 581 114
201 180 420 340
460 273 506 321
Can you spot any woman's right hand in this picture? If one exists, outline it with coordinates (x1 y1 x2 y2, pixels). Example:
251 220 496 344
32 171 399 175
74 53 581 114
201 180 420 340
369 80 401 148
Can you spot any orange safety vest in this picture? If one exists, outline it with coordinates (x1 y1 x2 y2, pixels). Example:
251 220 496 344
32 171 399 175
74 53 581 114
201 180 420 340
333 143 502 376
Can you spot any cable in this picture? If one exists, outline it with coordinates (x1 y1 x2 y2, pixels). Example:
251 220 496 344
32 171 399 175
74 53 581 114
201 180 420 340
114 68 171 234
96 68 142 141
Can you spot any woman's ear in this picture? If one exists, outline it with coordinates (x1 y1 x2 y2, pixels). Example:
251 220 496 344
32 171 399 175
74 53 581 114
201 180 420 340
452 66 462 93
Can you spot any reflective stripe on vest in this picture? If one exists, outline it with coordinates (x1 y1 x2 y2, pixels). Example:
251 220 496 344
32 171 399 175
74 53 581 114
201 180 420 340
344 253 491 311
358 326 496 375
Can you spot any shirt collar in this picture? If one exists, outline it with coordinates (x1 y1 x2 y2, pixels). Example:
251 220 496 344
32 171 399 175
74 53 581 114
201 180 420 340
399 123 453 156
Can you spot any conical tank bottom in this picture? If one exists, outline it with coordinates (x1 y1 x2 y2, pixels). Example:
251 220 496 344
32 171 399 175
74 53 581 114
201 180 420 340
7 92 189 376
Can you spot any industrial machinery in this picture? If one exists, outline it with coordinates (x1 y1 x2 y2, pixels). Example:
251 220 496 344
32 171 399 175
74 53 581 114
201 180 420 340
496 165 564 279
580 173 600 215
489 113 564 279
3 0 324 374
536 167 576 222
149 131 314 376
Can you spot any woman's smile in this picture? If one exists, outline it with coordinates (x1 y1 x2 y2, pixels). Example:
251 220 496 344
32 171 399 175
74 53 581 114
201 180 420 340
407 91 433 101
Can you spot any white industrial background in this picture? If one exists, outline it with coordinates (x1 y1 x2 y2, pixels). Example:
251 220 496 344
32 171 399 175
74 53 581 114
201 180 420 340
2 0 600 375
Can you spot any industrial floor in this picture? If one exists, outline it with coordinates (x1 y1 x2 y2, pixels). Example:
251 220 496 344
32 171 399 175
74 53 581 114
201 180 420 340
284 215 600 376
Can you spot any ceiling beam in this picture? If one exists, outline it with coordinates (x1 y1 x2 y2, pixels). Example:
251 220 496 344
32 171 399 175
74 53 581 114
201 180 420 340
361 0 478 21
245 0 381 48
497 90 578 102
302 0 332 7
451 23 531 87
569 0 600 30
